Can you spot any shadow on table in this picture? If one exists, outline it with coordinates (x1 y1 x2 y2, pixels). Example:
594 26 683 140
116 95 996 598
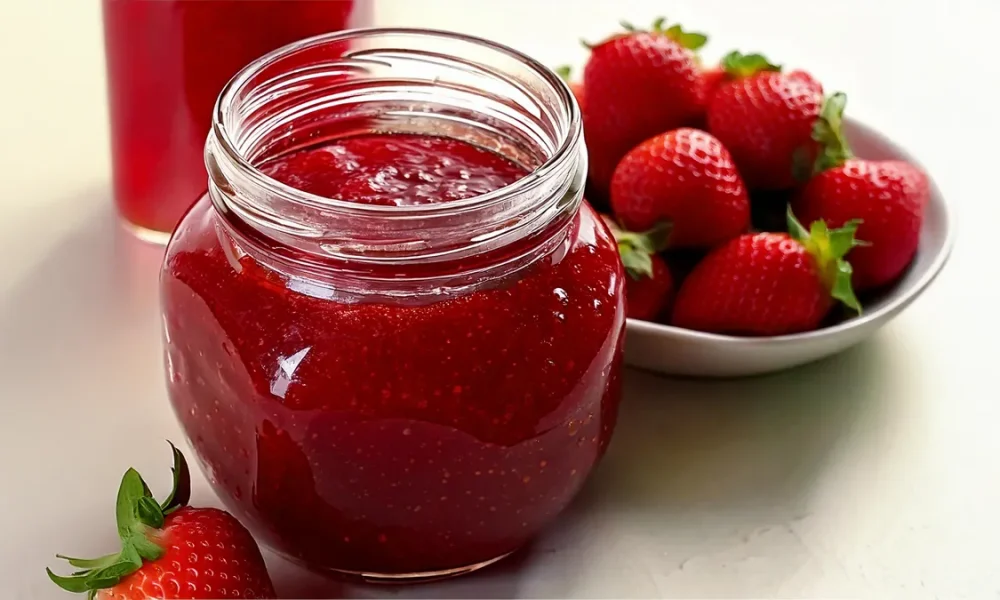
586 343 887 514
0 194 165 383
0 194 181 598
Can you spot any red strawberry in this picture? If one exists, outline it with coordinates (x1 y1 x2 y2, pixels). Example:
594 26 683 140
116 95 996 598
583 18 709 196
554 65 586 112
48 444 275 599
701 65 727 99
671 208 862 336
707 51 825 190
610 128 750 248
604 218 674 320
794 93 930 290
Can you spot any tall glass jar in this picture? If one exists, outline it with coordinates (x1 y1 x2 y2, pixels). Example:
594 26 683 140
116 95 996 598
102 0 373 241
160 29 626 581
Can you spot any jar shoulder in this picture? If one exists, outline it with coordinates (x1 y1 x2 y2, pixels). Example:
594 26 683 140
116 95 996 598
162 197 624 323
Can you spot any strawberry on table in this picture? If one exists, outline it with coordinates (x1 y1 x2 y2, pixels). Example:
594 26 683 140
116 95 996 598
610 128 750 248
671 207 863 336
707 51 825 190
604 218 674 321
47 444 275 599
794 93 930 290
583 18 709 196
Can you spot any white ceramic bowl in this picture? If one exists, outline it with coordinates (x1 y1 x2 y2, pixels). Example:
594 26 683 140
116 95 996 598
624 117 954 378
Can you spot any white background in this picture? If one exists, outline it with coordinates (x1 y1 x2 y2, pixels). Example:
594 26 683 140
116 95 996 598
2 1 999 598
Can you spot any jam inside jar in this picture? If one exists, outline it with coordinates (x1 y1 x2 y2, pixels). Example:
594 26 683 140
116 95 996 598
102 0 372 241
160 29 626 581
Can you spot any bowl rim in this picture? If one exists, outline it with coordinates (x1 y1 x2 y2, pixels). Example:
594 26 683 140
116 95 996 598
625 116 956 345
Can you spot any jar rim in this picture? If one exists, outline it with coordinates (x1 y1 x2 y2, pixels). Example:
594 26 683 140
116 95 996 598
211 26 582 218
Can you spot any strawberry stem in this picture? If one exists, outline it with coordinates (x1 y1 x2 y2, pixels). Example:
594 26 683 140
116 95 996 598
786 206 863 313
47 443 192 598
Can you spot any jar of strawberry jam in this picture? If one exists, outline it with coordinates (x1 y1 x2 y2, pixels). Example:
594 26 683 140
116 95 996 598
160 29 626 581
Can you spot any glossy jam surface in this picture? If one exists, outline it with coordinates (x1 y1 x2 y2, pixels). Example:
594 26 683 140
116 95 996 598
103 0 369 236
161 136 625 574
261 134 529 206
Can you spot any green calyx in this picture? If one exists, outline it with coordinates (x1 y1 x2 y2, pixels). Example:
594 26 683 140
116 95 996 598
47 442 191 599
794 91 854 181
786 206 863 313
605 218 670 280
618 17 709 50
554 65 572 81
720 50 782 78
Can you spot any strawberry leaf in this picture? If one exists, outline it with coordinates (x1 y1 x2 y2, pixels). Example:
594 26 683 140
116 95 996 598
83 545 142 590
609 17 708 51
654 20 708 50
827 218 865 257
811 92 854 174
620 248 655 280
604 219 671 280
48 444 192 597
554 65 572 81
664 24 708 50
136 496 165 529
831 262 862 312
160 440 191 514
786 206 862 313
46 569 91 594
720 50 781 78
786 206 811 242
55 553 120 570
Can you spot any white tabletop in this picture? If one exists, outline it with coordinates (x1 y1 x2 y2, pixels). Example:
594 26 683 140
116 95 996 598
2 1 998 598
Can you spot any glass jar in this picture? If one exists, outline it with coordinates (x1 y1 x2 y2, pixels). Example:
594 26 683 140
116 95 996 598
102 0 373 241
160 29 626 581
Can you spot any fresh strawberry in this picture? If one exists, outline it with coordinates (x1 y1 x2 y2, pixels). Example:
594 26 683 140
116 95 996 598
671 208 862 336
610 128 750 248
48 444 275 599
793 93 930 290
687 65 727 130
701 65 727 98
604 218 674 320
554 65 586 112
583 18 708 196
707 51 825 190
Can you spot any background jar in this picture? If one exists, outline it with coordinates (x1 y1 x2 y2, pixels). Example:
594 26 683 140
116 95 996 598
102 0 373 241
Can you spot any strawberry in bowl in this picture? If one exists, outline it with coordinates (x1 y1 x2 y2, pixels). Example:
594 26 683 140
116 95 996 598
563 20 953 376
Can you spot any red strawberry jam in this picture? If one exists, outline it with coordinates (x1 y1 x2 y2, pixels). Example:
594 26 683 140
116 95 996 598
161 133 626 577
103 0 369 238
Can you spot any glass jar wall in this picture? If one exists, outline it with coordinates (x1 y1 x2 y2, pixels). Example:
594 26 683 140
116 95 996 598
160 29 626 581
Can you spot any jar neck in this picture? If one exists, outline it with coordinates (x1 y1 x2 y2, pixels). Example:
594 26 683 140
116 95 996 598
205 28 584 300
